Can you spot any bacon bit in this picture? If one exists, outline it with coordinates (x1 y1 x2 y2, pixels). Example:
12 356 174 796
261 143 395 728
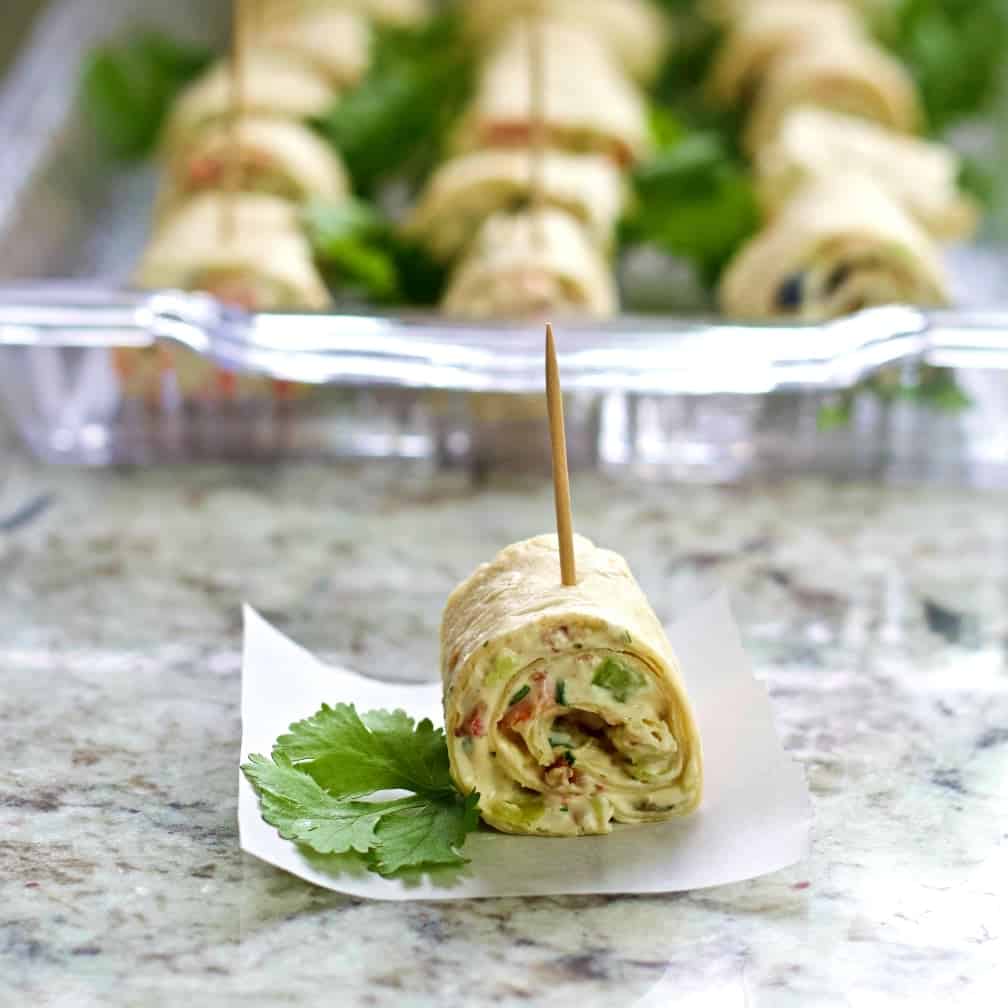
186 155 224 187
793 881 811 891
501 697 535 728
480 122 634 169
544 758 575 789
531 670 552 703
456 702 487 738
186 148 274 190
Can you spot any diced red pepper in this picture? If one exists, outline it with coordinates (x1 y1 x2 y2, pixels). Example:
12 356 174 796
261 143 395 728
457 702 487 738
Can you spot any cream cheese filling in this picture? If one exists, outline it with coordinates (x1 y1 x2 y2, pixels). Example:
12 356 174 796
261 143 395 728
448 622 698 836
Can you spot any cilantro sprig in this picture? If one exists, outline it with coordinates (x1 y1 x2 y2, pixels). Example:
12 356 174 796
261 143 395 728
312 12 474 196
243 704 480 877
304 198 449 305
81 31 211 160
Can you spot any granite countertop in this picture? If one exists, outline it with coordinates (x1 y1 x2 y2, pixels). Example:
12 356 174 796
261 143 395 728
2 430 1006 1006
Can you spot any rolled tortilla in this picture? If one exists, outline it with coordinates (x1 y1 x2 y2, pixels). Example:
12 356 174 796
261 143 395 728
756 106 977 242
705 0 879 22
136 192 330 311
404 148 627 261
719 173 949 320
442 534 703 837
157 116 349 220
131 193 327 400
463 0 669 82
708 0 864 104
344 0 430 26
744 37 920 152
442 208 616 319
254 6 371 87
455 20 650 168
261 0 430 28
163 52 335 153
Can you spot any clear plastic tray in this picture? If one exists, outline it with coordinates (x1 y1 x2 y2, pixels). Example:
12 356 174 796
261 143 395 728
1 0 1007 482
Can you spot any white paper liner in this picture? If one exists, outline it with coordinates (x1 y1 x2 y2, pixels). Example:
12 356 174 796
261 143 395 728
239 595 812 901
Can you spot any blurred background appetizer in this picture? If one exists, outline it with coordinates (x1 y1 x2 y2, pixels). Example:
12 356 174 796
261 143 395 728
403 148 627 262
719 173 949 321
454 19 650 169
755 106 977 242
463 0 668 84
74 0 1003 410
442 208 616 319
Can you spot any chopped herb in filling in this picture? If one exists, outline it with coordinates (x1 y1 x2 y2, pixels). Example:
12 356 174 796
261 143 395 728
509 684 530 706
555 679 567 705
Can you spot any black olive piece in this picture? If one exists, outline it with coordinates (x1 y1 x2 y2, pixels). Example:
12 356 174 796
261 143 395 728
774 272 804 311
824 263 852 296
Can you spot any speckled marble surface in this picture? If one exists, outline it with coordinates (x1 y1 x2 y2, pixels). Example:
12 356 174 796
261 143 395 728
2 424 1007 1007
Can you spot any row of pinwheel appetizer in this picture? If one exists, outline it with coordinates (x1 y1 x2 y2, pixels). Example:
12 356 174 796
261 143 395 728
137 1 431 312
89 0 998 397
119 0 428 396
710 0 977 320
405 2 667 320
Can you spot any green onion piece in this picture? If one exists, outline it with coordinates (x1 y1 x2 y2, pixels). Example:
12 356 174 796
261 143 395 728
555 680 567 705
509 685 530 706
592 658 645 703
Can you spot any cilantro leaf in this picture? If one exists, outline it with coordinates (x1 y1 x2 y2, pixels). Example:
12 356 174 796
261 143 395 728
304 198 449 305
304 198 399 301
817 365 971 431
242 704 482 878
625 130 759 283
81 32 210 160
242 754 386 854
272 702 456 798
817 395 855 432
371 792 480 876
312 12 474 194
873 0 1008 134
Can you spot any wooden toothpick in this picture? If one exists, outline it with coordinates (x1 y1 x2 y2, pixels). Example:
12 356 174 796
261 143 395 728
222 0 248 240
545 324 576 586
527 15 547 241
